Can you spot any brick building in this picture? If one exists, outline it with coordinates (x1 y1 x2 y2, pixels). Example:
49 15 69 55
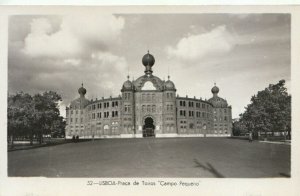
65 52 232 138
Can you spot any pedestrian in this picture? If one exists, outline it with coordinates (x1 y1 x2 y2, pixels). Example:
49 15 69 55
249 131 253 142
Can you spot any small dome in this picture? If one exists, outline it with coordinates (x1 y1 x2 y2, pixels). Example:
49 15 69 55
122 76 133 91
142 51 155 67
164 76 176 90
123 80 133 89
208 97 228 108
211 84 219 94
78 83 86 96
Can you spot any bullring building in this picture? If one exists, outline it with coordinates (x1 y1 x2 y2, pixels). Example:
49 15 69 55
65 52 232 139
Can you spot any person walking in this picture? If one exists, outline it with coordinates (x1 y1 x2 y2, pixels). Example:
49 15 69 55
249 131 253 142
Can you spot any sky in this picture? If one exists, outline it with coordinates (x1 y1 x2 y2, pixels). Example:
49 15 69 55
8 14 291 118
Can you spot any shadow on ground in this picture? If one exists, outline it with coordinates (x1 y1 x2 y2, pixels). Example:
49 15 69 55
193 159 224 178
279 172 291 177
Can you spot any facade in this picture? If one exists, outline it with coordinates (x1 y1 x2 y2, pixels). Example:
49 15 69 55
65 52 232 139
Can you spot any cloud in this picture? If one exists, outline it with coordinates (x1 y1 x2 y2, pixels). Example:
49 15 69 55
22 14 125 58
9 15 128 117
166 25 235 62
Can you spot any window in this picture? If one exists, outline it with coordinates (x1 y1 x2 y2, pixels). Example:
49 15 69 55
152 105 156 112
124 105 131 113
147 93 151 101
147 105 151 112
142 94 145 101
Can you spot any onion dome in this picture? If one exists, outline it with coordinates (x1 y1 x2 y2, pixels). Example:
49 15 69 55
122 75 134 91
142 50 155 75
208 83 228 107
211 83 219 94
142 50 155 67
164 75 176 90
78 83 87 97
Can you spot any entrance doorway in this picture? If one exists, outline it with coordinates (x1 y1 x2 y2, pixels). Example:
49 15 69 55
143 117 155 137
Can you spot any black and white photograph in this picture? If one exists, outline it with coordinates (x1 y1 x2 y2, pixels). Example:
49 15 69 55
0 5 299 196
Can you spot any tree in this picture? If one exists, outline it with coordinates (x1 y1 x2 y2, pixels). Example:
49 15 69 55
238 80 291 140
7 91 65 146
32 91 63 144
7 92 33 147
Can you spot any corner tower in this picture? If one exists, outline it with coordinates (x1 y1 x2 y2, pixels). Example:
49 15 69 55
208 83 232 136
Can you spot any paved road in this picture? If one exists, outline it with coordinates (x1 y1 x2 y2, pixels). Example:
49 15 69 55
8 138 290 178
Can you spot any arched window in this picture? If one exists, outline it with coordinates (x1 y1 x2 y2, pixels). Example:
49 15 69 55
142 81 156 90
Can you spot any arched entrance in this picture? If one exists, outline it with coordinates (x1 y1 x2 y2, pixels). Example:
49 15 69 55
143 117 155 137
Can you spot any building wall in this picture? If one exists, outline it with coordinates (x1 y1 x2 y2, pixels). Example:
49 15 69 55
212 106 232 136
176 97 214 136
